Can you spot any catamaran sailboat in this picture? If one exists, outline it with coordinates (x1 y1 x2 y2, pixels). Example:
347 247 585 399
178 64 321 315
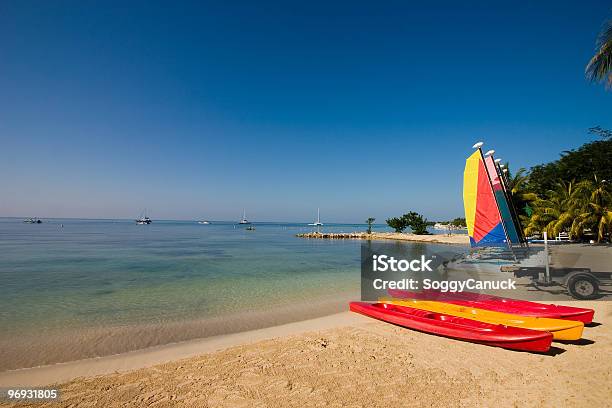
238 209 251 224
308 208 323 226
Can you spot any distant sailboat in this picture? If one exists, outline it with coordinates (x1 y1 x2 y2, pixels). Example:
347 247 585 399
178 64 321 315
136 210 152 225
239 209 251 224
308 208 323 226
23 217 42 224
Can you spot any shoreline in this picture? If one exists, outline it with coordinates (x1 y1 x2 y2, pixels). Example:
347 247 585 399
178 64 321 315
0 293 358 373
0 300 608 407
0 312 366 388
297 231 470 245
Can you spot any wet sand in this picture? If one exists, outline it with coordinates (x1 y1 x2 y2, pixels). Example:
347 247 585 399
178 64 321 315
1 301 609 407
0 294 358 372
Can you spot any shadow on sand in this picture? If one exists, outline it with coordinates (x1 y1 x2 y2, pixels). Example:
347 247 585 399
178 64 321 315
554 338 596 346
542 346 567 356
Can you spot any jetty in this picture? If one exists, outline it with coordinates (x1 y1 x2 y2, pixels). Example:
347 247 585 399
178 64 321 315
296 231 470 245
296 232 368 239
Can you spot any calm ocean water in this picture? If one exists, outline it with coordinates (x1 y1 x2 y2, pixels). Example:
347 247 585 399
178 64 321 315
0 217 467 369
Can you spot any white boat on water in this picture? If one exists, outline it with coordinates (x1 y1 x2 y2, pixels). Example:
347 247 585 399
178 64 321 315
198 220 210 224
23 217 42 224
433 222 467 231
135 210 152 225
308 208 323 226
136 217 151 225
433 222 449 230
238 209 251 224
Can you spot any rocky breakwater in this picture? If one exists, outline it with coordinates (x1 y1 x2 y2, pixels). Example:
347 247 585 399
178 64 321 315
296 232 369 239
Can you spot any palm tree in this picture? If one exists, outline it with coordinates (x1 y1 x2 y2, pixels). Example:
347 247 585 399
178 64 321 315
503 165 537 221
570 179 612 242
525 178 612 242
524 180 590 239
586 19 612 89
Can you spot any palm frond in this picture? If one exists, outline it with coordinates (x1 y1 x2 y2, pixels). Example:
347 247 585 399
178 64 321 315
586 20 612 88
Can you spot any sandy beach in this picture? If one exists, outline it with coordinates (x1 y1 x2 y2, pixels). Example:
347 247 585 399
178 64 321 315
370 232 470 245
2 1 611 407
1 301 609 407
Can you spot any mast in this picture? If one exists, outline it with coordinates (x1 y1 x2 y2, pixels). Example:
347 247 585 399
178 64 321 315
484 153 522 247
495 162 529 247
317 208 320 224
476 146 515 257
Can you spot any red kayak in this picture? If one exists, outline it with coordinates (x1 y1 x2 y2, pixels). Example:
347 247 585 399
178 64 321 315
350 302 552 352
387 289 595 324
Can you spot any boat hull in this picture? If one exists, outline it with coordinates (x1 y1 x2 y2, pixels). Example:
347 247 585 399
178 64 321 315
350 302 552 352
387 289 594 324
381 299 584 341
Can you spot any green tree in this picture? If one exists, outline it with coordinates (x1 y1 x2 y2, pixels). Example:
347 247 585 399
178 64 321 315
366 217 376 234
525 181 576 238
503 165 537 222
585 19 612 89
402 211 430 235
589 126 612 140
526 179 612 242
526 138 612 196
386 217 407 233
451 217 466 228
510 135 612 242
570 178 612 242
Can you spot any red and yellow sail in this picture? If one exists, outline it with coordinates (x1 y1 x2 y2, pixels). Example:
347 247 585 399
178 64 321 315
463 151 507 247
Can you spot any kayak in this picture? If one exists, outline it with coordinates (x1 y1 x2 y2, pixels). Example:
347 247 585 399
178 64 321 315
387 289 595 324
350 302 553 352
381 298 584 341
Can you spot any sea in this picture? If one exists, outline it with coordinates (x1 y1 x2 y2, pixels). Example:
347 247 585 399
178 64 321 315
0 218 467 370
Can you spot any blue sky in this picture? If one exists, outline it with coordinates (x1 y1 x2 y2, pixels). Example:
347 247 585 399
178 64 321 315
1 1 610 222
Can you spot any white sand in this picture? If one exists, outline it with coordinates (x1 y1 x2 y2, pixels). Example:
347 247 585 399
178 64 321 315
369 232 470 245
0 312 364 388
0 301 610 407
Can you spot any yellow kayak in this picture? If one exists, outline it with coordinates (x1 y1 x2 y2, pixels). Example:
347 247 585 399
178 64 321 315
380 298 584 341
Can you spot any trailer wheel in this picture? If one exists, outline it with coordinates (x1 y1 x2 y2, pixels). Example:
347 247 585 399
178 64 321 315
567 274 599 300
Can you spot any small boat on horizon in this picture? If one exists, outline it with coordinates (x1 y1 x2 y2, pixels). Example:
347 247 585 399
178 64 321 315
23 217 42 224
308 208 323 226
135 210 152 225
238 209 251 224
198 220 211 225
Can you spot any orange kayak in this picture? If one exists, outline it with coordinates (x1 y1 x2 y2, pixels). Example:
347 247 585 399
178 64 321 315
381 298 584 341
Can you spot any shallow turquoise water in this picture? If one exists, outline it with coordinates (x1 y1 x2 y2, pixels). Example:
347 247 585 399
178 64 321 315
0 218 472 369
0 218 469 332
0 219 389 333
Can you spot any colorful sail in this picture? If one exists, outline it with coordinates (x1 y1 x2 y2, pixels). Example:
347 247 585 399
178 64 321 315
484 156 521 244
463 151 507 247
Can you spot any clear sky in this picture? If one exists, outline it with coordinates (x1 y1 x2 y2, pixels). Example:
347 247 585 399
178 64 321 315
1 1 610 222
